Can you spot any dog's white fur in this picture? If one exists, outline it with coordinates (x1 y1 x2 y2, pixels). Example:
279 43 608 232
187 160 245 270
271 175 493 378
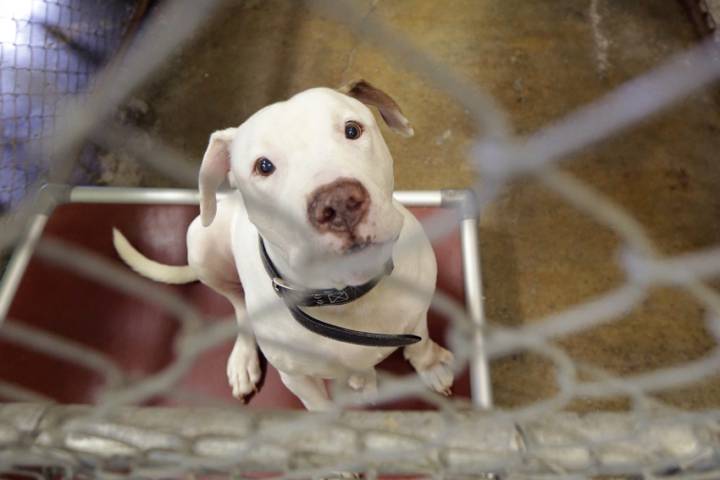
114 83 453 410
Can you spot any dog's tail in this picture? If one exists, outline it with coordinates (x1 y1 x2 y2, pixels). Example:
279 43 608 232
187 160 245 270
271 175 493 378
112 228 198 284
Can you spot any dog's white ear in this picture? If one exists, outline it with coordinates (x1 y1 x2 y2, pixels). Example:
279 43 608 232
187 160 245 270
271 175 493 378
199 127 237 227
340 79 414 137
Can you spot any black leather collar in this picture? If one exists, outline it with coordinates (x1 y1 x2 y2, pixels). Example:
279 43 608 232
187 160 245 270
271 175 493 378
259 236 421 347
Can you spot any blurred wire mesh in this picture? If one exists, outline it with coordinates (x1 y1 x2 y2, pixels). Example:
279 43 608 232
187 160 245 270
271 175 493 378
0 0 143 210
1 0 720 478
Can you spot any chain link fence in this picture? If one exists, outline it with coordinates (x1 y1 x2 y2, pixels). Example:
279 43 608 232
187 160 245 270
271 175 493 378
2 0 720 478
0 0 141 209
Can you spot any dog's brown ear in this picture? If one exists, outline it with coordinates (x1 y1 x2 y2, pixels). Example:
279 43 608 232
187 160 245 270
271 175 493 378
340 79 414 137
199 127 237 227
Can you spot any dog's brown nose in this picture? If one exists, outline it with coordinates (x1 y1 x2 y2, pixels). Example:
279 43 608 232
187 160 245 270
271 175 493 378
308 179 369 234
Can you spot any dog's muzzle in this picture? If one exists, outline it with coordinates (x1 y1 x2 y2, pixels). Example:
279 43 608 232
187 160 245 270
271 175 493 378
259 236 421 347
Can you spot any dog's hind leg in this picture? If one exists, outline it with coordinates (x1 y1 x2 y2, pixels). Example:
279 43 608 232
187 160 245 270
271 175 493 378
347 370 378 405
403 316 455 396
279 372 333 411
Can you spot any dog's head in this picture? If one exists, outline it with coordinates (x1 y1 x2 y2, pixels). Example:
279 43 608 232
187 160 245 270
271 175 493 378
198 80 413 287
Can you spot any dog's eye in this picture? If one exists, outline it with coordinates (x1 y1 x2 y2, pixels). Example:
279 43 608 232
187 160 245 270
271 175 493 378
254 157 276 176
344 120 363 140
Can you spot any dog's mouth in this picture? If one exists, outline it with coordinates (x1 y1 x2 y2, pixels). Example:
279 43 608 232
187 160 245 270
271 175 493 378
346 237 373 254
294 234 397 288
343 234 398 255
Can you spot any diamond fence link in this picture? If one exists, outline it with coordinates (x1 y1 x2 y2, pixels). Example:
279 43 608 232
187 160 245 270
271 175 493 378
1 0 720 479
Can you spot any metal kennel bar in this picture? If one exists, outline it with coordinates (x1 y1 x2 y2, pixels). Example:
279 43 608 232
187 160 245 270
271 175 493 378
0 185 492 408
65 186 445 207
0 213 48 326
0 403 716 477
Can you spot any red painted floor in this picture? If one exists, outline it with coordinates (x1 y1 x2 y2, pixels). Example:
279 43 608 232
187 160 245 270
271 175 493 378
2 203 471 409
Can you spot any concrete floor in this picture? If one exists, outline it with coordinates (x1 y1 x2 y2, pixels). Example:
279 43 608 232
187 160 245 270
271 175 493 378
127 0 720 411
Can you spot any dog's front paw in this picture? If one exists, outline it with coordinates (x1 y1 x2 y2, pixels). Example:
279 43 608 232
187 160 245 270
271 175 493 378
418 346 454 396
226 338 262 401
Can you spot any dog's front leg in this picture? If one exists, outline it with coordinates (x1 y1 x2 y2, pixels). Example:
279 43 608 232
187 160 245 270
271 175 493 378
225 299 262 401
404 316 455 396
226 332 262 400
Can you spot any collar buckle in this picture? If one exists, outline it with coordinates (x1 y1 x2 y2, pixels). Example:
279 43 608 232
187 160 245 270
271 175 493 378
271 276 298 294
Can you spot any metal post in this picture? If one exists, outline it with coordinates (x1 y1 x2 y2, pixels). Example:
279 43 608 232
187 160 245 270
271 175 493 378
443 189 492 409
461 216 493 409
0 214 50 326
0 185 68 325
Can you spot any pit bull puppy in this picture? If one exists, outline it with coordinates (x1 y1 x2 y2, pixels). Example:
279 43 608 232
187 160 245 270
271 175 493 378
113 81 454 410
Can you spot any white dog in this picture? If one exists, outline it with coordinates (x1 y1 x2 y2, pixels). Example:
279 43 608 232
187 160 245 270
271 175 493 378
113 81 454 410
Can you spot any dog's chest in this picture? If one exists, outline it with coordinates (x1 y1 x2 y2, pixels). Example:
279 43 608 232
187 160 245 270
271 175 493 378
248 272 427 376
